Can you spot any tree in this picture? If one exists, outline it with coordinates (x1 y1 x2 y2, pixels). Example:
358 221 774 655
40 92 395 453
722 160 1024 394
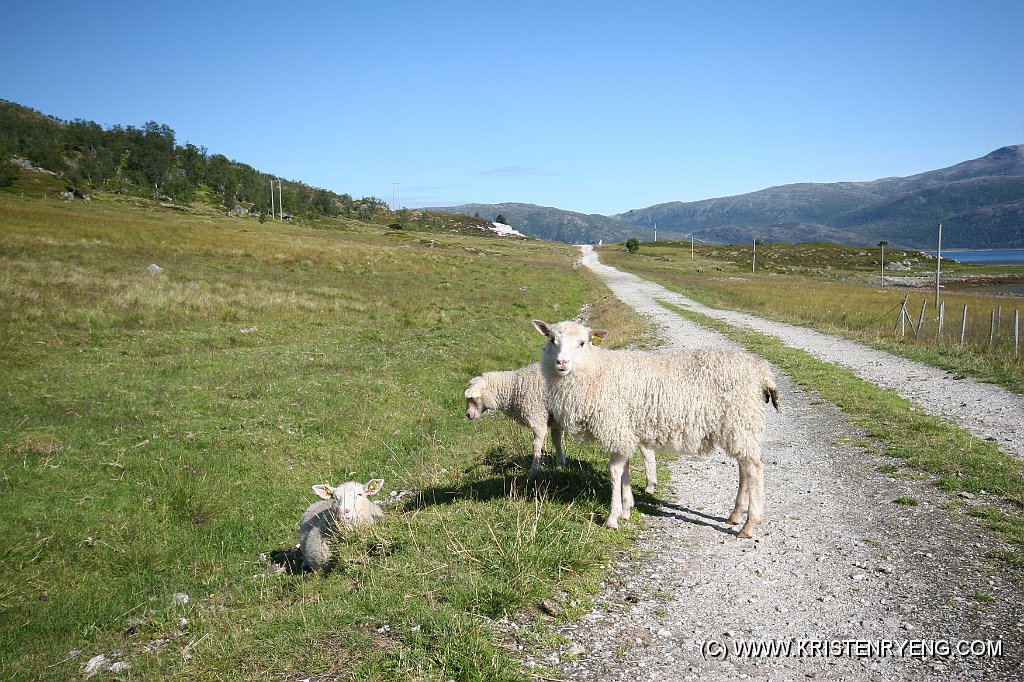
495 213 507 225
626 238 640 254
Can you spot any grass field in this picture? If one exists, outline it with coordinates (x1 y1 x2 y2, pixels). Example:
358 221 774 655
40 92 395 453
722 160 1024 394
600 240 1024 393
0 191 652 680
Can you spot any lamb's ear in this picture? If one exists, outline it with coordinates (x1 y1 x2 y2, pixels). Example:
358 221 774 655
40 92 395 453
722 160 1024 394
464 377 485 398
532 320 551 337
591 329 609 346
363 479 384 496
312 484 334 499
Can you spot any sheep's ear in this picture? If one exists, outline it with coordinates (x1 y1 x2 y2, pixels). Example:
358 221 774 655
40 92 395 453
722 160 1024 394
532 320 551 337
312 484 334 499
591 329 609 346
465 377 485 398
364 479 384 496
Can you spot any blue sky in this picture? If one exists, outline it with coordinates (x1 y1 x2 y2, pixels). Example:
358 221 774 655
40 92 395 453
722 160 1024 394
3 1 1022 215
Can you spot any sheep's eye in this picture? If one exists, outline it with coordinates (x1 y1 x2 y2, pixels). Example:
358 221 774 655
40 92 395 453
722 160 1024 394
578 340 585 348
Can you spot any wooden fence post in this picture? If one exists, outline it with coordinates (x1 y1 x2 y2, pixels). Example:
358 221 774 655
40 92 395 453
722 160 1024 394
1015 309 1020 359
990 309 996 347
893 294 910 336
916 299 928 340
961 303 968 345
937 301 944 341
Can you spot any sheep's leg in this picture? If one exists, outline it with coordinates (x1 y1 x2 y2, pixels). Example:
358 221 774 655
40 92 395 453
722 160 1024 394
605 452 629 529
727 460 748 526
620 463 635 520
737 456 764 539
639 445 657 493
551 424 566 469
529 429 545 478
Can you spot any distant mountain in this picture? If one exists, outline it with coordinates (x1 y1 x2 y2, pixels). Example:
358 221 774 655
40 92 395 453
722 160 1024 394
425 202 654 244
615 146 1024 249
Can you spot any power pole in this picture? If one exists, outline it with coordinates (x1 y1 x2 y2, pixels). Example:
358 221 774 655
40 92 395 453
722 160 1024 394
391 182 398 211
278 180 284 220
654 223 657 242
690 234 694 260
935 223 942 308
270 179 275 220
752 238 756 272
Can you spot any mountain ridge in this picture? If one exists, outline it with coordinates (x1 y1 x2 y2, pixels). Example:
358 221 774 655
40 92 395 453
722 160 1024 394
435 146 1024 248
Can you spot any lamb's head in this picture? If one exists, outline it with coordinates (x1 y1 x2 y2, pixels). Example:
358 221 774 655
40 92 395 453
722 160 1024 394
532 320 607 376
464 376 490 420
311 479 384 523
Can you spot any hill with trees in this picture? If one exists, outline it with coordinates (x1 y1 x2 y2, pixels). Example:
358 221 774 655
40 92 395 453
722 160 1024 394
0 100 388 221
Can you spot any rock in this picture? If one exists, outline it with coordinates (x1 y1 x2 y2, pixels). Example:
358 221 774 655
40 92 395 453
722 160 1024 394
146 264 165 275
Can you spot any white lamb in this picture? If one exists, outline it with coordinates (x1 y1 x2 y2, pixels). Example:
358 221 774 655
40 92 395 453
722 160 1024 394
465 364 657 488
532 320 779 538
298 479 384 572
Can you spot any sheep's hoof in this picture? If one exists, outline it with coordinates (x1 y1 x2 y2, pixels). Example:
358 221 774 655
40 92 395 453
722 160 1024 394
645 484 656 494
726 513 743 525
737 521 758 539
603 519 619 530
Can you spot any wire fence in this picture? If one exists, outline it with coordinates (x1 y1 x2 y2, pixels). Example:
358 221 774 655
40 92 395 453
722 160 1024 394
890 294 1020 358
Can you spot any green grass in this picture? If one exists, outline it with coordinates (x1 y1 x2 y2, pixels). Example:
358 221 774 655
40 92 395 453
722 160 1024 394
602 241 1024 393
0 193 653 680
657 300 1024 567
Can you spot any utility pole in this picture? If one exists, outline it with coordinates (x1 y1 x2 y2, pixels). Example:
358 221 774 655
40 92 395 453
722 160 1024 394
270 179 275 220
690 234 694 260
935 223 942 308
278 180 283 220
752 238 756 273
391 182 398 211
654 223 658 242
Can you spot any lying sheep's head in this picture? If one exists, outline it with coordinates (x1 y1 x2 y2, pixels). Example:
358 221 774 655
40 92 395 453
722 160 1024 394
464 376 489 420
533 320 607 376
312 479 384 523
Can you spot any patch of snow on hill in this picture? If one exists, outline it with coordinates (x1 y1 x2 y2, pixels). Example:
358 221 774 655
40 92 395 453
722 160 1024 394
487 222 528 237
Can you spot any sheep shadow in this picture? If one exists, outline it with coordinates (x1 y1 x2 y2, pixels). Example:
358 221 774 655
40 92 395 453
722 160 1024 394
402 445 662 519
639 498 741 537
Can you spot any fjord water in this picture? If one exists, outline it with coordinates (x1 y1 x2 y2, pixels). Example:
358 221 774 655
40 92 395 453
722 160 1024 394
927 249 1024 264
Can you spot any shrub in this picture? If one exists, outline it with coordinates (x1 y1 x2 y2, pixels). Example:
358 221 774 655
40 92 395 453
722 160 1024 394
625 238 640 254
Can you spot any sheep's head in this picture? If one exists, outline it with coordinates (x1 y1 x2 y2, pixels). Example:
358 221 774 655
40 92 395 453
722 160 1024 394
464 376 488 420
312 479 384 523
533 320 607 376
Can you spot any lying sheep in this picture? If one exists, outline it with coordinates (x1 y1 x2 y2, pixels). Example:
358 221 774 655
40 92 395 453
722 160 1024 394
465 364 658 487
299 479 384 572
533 320 779 538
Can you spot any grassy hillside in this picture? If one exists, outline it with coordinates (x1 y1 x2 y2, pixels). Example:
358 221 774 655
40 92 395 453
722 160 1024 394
0 189 652 680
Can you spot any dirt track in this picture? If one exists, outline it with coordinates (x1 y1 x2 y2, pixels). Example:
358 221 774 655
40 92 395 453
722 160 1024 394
522 247 1024 681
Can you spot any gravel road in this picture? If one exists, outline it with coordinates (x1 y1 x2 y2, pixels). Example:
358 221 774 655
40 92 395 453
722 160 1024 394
514 246 1024 681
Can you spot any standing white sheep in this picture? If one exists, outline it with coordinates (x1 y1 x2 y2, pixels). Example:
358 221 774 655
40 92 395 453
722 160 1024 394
532 320 779 538
299 479 384 572
465 364 658 488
